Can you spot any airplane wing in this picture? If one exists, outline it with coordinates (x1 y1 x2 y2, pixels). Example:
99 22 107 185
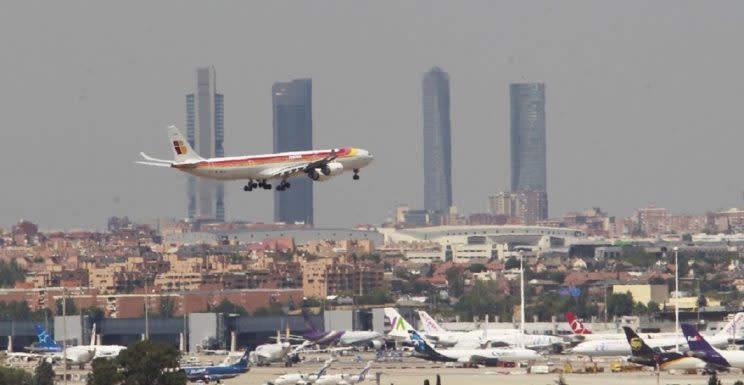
259 150 338 180
465 355 500 365
134 161 172 167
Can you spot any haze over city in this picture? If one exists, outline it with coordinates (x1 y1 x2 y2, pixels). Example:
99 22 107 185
1 1 743 229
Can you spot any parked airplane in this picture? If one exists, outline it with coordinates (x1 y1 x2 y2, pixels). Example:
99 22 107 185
24 324 96 366
570 313 744 357
622 326 707 371
408 330 540 366
682 323 744 370
417 310 565 351
137 126 373 192
25 324 63 353
315 361 373 385
182 349 250 382
251 331 306 366
565 312 677 341
88 324 127 359
266 359 333 385
302 309 384 349
383 308 416 342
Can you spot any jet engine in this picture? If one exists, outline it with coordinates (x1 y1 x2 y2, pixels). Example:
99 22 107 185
370 339 384 350
309 162 344 181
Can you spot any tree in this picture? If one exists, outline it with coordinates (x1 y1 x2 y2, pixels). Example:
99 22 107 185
32 361 54 385
213 299 248 315
0 366 32 385
607 293 634 317
87 358 121 385
469 263 487 273
445 266 465 297
0 260 25 288
504 256 520 270
81 306 105 325
707 372 721 385
56 298 78 316
253 303 285 316
114 340 186 385
156 296 175 318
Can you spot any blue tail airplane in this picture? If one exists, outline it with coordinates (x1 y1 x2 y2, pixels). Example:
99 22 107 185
182 349 250 381
24 324 63 353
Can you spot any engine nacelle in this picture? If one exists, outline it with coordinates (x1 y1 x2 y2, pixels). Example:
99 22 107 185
370 339 384 350
309 162 344 181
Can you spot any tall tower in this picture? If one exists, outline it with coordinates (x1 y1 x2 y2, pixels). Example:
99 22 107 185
273 79 313 225
510 83 547 220
186 66 225 221
422 67 453 223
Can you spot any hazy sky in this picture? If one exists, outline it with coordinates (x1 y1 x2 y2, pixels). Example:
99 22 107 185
1 1 743 230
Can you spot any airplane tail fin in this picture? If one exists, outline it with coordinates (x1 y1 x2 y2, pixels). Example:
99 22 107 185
317 358 333 377
90 323 96 349
407 330 437 356
34 324 61 350
236 349 250 368
384 308 414 339
715 312 744 338
358 361 373 381
566 312 592 335
417 311 444 335
682 324 716 352
302 309 319 332
166 125 203 163
682 323 730 367
622 327 655 357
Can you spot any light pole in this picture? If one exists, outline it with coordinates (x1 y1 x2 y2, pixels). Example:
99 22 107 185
519 251 525 348
62 288 68 385
144 274 149 340
674 246 679 352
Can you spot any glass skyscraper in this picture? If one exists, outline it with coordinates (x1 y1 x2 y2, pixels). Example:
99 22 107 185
510 82 547 220
273 78 313 225
422 67 453 221
186 66 225 221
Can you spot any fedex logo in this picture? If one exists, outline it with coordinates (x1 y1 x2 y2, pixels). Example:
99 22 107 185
687 335 701 342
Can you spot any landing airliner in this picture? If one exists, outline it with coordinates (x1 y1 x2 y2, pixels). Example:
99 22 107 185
137 126 373 191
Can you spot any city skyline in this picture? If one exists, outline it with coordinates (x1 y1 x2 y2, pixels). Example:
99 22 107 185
422 67 453 221
1 2 743 229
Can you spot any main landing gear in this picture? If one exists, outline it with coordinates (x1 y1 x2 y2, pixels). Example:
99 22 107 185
353 169 360 180
276 180 291 191
243 180 272 192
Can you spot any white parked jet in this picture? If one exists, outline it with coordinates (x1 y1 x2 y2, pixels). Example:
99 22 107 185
267 359 333 385
570 313 744 357
408 330 540 366
137 126 373 191
315 361 373 385
251 332 307 366
417 310 565 350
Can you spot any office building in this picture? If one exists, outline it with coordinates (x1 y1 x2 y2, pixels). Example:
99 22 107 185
186 66 225 221
273 79 313 225
422 67 453 222
510 83 547 220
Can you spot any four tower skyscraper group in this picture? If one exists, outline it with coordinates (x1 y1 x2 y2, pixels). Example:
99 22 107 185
183 66 547 225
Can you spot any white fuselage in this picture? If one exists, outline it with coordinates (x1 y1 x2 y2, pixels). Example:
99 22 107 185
178 148 373 181
571 334 731 357
93 345 126 359
440 347 541 363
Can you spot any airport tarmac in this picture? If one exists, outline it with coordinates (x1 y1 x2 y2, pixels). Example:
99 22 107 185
21 352 744 385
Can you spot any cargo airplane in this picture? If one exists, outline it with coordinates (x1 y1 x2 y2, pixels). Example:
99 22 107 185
136 126 373 191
